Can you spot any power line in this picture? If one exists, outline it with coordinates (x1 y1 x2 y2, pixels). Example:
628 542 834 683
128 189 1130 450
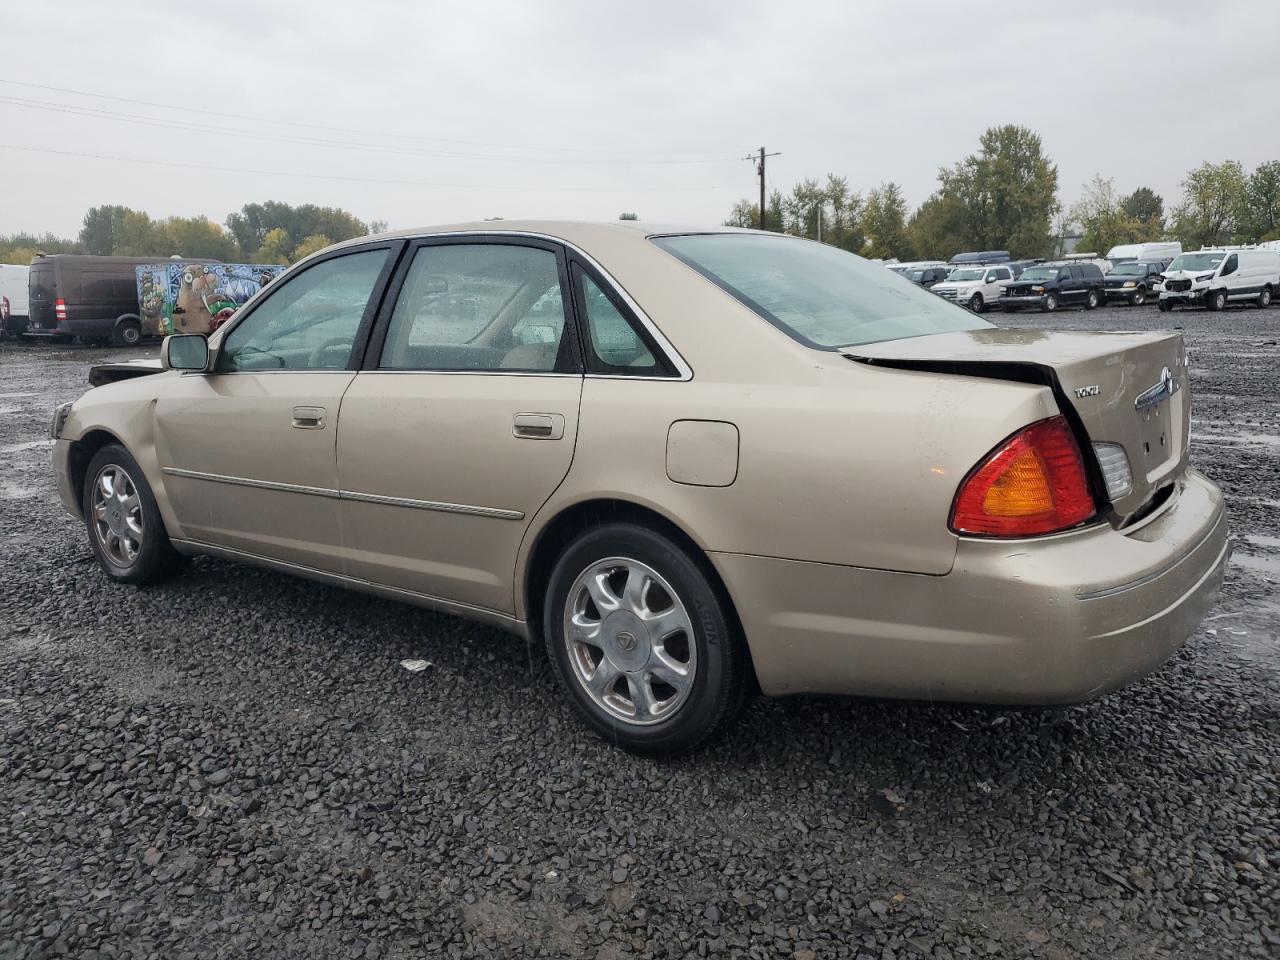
0 143 742 193
0 94 742 166
0 77 731 161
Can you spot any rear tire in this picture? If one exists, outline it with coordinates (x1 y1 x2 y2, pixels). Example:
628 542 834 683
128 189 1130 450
114 319 142 347
1086 289 1099 310
1259 287 1273 309
542 523 749 756
82 444 187 586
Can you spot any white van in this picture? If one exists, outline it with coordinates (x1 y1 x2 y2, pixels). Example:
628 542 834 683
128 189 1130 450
0 263 30 337
1106 241 1182 264
1158 248 1280 312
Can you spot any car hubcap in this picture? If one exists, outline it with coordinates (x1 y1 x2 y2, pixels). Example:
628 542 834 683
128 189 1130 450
564 557 696 726
91 464 144 566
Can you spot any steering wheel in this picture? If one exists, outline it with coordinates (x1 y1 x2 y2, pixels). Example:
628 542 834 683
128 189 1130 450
307 336 354 368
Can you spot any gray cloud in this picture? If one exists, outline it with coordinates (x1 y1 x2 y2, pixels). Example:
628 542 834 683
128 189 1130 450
2 0 1277 237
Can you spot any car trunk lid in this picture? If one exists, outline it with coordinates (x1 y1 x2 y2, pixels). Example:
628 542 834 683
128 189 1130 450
843 328 1190 520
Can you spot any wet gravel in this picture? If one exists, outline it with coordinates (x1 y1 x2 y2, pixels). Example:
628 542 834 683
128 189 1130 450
1 304 1278 959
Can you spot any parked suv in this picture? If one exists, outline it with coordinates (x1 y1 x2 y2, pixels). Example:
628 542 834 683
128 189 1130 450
999 262 1105 312
901 265 951 288
1104 260 1169 306
930 264 1013 312
1158 249 1280 311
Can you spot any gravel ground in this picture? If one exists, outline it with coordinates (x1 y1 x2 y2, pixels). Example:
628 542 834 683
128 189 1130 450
1 303 1277 960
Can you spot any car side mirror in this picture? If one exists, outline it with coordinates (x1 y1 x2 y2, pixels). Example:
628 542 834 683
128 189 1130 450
161 334 210 372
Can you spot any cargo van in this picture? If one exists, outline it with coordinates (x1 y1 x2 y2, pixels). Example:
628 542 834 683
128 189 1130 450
0 263 30 337
27 254 219 345
1106 241 1182 264
1158 248 1280 311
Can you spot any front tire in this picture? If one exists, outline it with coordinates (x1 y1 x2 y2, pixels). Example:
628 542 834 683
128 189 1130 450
543 523 749 756
1207 290 1227 312
1131 287 1146 306
968 293 984 313
1042 293 1058 313
82 444 186 586
1086 289 1099 310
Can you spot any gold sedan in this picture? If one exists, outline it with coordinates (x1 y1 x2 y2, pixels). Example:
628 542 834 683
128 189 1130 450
51 222 1229 754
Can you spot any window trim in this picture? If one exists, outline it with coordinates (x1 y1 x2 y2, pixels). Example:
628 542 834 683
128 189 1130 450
213 240 406 375
362 234 582 375
569 257 678 379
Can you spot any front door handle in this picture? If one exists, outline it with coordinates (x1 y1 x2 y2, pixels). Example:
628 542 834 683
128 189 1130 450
513 412 564 440
292 405 326 429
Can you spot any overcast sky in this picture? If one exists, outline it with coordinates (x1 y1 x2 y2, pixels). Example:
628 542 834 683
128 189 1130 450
3 0 1278 239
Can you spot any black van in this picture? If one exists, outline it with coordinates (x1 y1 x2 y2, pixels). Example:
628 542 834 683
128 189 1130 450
28 255 217 346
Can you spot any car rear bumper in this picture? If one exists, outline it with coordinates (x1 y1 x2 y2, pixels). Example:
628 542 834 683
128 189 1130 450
713 468 1229 704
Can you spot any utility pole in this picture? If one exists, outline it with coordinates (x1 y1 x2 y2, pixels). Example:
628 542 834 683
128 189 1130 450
744 147 780 230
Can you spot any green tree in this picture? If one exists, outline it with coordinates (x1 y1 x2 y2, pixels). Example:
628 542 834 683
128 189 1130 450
1069 175 1158 255
1122 187 1164 231
939 125 1059 256
254 228 292 265
861 182 910 259
1170 160 1246 248
0 232 80 263
162 216 238 260
227 202 367 257
291 234 332 262
114 210 169 256
905 193 965 261
79 205 131 255
723 199 757 228
1241 161 1280 241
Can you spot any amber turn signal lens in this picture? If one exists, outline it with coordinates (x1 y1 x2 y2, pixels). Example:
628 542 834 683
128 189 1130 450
950 416 1096 537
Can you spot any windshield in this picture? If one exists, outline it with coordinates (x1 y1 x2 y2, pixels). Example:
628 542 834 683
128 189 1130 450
1018 267 1060 282
1168 252 1224 272
1111 263 1147 276
652 234 989 348
946 269 985 281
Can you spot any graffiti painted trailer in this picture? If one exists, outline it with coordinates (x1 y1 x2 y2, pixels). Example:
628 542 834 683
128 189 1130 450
136 262 285 336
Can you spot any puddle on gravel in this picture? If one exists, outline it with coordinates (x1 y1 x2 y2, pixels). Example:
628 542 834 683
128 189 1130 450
0 392 39 399
0 483 39 501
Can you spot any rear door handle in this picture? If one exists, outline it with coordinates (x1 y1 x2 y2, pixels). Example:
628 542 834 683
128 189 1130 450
292 405 326 429
513 413 564 440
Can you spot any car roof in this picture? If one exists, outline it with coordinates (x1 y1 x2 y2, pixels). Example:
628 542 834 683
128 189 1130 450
327 220 750 254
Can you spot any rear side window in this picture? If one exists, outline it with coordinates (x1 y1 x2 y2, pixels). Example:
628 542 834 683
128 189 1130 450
653 233 988 349
572 264 671 375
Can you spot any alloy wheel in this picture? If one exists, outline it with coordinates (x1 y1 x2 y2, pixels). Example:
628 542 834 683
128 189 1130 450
91 464 144 567
563 557 697 726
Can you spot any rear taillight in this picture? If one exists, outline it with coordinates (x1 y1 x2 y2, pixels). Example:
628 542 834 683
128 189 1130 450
1 296 9 320
950 416 1096 537
55 297 67 322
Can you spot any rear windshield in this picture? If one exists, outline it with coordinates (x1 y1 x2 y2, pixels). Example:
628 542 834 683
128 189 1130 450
652 234 989 349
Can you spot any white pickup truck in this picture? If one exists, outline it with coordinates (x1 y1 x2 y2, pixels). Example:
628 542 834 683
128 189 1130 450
929 264 1014 313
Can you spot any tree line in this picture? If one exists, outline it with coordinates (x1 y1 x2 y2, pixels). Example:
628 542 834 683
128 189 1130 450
725 125 1280 261
0 202 388 266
